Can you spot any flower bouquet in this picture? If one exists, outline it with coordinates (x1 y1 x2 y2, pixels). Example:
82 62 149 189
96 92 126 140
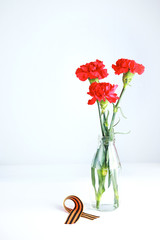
75 59 145 211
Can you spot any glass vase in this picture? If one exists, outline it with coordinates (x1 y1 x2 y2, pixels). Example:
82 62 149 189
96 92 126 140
91 135 121 211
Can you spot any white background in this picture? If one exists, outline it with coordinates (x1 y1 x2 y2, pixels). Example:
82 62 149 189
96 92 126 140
0 163 159 240
0 1 160 239
0 0 160 165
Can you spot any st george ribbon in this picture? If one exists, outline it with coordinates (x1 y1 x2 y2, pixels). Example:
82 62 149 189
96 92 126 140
63 195 100 224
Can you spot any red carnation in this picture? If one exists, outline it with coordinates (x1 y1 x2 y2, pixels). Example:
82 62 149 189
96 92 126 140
112 58 145 75
75 59 109 81
87 82 119 105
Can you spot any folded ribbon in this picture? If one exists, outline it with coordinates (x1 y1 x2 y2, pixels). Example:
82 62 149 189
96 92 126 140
63 195 100 224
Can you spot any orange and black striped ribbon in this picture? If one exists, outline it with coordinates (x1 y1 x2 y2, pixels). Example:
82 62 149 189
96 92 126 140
63 195 100 224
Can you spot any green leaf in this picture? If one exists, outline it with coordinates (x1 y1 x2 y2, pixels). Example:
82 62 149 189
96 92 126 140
114 130 131 135
111 169 119 207
113 118 120 127
91 167 96 191
108 169 112 188
118 107 127 119
92 143 106 169
97 169 106 195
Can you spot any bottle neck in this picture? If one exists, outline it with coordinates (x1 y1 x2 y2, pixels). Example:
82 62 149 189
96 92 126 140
101 134 115 146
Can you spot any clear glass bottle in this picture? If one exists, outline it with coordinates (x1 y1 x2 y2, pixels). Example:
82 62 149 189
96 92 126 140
91 135 121 211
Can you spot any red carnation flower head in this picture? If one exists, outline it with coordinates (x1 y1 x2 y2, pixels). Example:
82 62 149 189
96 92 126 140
75 59 109 81
87 82 119 106
112 58 145 75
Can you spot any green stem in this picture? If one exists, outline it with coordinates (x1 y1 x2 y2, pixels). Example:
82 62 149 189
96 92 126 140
97 101 105 137
111 170 119 208
96 200 100 209
109 86 126 131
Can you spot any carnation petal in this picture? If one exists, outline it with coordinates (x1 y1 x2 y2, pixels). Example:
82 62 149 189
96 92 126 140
88 97 96 105
87 82 119 105
112 59 145 75
76 60 108 82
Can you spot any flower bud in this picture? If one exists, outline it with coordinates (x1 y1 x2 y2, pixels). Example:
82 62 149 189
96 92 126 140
123 71 134 88
89 78 99 84
102 168 107 176
100 99 109 113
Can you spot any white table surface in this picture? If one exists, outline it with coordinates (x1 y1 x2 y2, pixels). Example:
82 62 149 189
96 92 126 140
0 162 160 240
